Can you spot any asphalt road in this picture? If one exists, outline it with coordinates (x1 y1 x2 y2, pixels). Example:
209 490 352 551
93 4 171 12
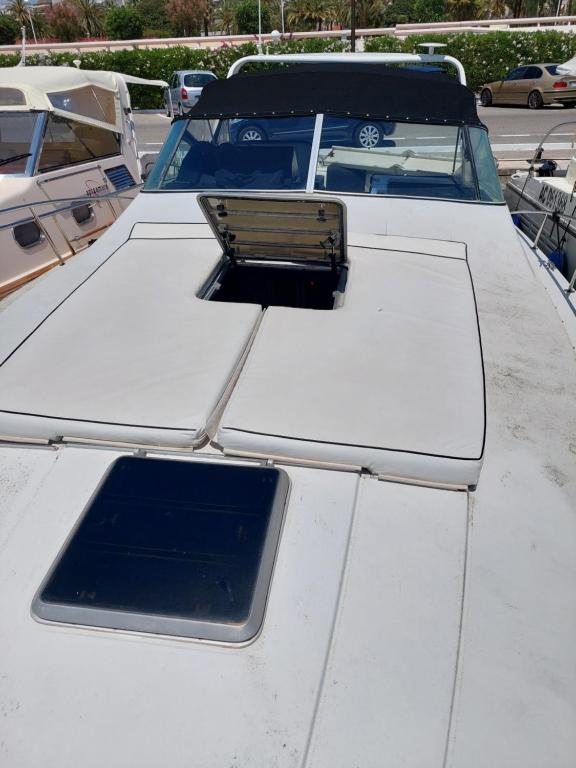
132 105 576 161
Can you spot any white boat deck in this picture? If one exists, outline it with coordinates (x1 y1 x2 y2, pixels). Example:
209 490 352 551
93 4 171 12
218 237 484 486
0 190 574 768
0 235 260 447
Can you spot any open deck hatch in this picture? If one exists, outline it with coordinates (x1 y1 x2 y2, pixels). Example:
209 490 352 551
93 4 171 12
198 194 347 310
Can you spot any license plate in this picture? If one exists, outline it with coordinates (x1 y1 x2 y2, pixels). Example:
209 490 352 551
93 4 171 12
570 81 576 87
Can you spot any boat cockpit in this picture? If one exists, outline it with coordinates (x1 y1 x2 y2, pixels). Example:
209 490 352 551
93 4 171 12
145 66 503 205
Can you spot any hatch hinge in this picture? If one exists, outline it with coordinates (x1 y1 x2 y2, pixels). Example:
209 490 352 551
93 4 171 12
219 224 238 266
321 230 340 274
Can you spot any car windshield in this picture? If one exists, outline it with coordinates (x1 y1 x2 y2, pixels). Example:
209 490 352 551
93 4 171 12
183 73 216 87
145 114 502 203
0 111 42 175
145 116 315 191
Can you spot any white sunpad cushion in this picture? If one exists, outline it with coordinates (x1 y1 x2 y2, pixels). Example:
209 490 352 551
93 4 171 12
0 238 260 446
218 244 485 486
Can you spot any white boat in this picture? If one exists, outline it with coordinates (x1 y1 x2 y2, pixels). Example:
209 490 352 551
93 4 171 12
0 53 574 768
506 129 576 290
0 66 167 298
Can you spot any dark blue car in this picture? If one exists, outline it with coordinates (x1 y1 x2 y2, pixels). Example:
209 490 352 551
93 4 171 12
230 116 394 149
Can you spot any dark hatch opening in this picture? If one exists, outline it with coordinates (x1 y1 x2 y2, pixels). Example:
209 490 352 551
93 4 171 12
32 457 289 642
206 261 344 310
198 193 347 310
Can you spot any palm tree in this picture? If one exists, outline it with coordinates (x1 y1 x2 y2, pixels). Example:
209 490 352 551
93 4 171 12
446 0 483 20
71 0 104 36
7 0 43 39
7 0 29 27
286 0 328 30
214 0 237 34
337 0 382 27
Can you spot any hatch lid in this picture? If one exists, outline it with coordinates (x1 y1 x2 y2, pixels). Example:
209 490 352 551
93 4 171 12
198 193 347 266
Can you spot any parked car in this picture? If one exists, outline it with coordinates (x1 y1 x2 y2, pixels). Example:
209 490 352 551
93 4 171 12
164 70 217 117
480 63 576 109
230 115 394 148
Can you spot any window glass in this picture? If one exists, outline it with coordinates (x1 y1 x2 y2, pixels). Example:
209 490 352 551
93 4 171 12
48 86 117 125
33 457 289 642
183 73 216 87
0 87 25 106
316 116 484 202
505 67 527 81
145 116 314 191
525 67 542 79
545 65 560 75
38 114 120 172
0 111 42 175
469 127 503 202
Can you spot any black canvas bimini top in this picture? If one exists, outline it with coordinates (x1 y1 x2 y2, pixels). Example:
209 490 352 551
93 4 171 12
187 66 482 127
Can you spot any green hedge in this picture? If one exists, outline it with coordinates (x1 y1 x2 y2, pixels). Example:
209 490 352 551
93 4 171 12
366 30 576 91
0 39 351 107
2 31 576 108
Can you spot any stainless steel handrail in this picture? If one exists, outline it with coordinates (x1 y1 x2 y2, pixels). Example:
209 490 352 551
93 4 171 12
0 190 142 233
514 208 576 293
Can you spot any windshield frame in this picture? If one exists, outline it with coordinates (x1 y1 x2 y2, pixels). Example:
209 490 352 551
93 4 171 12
0 110 46 178
144 113 504 205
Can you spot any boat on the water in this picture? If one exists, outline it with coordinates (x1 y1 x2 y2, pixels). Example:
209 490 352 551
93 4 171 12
0 66 167 298
0 53 574 768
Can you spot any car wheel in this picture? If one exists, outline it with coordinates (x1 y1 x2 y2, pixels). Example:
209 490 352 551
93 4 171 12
238 125 266 141
528 90 543 110
480 88 493 107
355 122 382 149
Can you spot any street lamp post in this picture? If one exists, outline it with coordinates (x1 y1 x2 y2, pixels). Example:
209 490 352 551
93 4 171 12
258 0 262 51
281 0 285 34
350 0 356 52
24 0 37 45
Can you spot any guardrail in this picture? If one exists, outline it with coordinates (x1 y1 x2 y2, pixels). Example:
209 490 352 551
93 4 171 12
515 207 576 293
0 190 140 263
3 15 576 55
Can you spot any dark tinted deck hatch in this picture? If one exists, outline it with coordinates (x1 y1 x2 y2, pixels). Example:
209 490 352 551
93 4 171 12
32 457 289 642
198 194 348 309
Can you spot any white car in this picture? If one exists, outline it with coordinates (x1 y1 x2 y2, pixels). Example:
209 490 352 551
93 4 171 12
164 69 217 117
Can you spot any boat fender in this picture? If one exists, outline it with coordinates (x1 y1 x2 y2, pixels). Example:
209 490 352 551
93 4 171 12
548 248 567 272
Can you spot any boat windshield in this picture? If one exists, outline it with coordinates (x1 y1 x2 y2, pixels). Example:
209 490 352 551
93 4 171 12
0 112 43 175
146 116 315 191
316 117 502 202
145 115 503 203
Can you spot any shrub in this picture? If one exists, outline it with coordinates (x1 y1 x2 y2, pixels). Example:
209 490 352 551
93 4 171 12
105 7 144 40
45 1 83 43
3 30 576 107
142 27 172 38
235 0 271 35
366 31 576 91
0 13 20 45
